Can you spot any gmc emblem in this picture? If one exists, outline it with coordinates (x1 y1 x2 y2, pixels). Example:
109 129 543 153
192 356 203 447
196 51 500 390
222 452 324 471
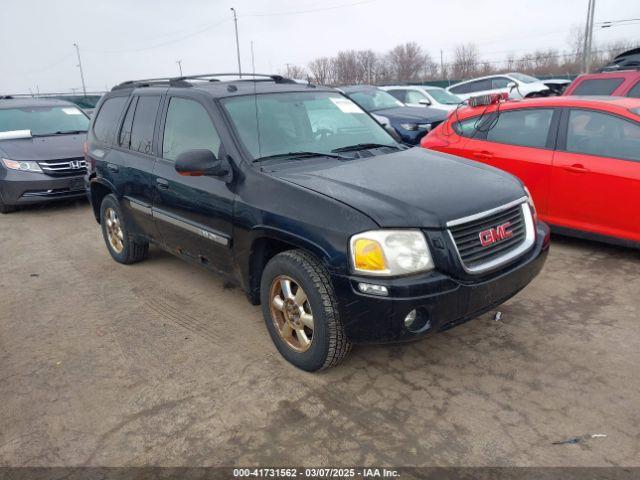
479 222 513 247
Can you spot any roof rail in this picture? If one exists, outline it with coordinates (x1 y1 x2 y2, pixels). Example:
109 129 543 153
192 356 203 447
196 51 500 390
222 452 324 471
111 73 295 91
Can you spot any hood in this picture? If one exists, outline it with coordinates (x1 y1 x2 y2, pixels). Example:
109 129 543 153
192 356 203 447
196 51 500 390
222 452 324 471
269 148 526 228
521 82 550 94
375 106 447 123
0 134 86 161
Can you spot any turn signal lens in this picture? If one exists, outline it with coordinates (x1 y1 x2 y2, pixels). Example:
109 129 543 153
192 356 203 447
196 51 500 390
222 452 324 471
354 238 387 271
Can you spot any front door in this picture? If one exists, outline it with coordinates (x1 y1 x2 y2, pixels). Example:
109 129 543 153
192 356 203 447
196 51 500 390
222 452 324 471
152 95 235 274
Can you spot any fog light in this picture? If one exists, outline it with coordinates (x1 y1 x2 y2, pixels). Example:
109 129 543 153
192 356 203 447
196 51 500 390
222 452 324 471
357 282 388 296
404 308 431 333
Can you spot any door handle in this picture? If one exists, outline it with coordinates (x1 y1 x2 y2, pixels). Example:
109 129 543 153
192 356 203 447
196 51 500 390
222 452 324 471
107 163 119 173
156 178 169 189
563 164 590 174
473 151 494 159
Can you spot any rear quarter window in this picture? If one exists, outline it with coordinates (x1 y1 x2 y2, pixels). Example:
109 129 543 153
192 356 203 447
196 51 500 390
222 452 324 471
93 97 127 143
627 81 640 98
572 78 625 95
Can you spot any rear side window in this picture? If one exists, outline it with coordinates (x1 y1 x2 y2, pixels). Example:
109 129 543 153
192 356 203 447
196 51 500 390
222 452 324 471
387 90 406 102
129 96 161 154
572 78 624 95
118 97 137 148
566 109 640 162
485 109 554 148
627 81 640 98
162 98 221 161
93 97 127 143
491 77 511 89
454 117 484 138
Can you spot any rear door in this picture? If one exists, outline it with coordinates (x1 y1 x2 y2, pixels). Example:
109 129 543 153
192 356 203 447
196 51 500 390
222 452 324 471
152 94 235 274
452 108 558 216
549 108 640 242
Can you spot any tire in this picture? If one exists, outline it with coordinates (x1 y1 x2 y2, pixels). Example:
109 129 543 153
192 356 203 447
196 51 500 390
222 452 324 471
260 250 351 371
100 194 148 264
0 195 16 214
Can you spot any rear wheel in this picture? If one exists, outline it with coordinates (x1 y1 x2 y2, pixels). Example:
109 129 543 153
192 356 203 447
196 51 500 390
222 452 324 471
100 194 148 264
260 250 351 371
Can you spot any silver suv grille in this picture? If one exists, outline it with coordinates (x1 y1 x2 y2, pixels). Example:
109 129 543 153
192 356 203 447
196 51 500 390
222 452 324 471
37 158 87 176
447 198 535 274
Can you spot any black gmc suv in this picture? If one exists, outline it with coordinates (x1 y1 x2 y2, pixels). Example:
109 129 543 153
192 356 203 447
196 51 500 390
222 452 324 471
85 74 550 371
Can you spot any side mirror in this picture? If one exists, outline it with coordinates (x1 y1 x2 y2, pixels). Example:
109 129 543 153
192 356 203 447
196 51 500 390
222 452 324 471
174 149 228 177
418 98 432 106
507 82 517 92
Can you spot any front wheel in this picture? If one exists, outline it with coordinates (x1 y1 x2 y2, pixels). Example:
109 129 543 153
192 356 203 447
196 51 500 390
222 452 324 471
260 250 351 371
0 195 16 214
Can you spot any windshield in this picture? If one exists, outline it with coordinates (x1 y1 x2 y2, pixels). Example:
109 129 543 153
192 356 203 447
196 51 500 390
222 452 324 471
222 91 397 160
509 73 539 84
0 106 90 136
425 88 462 105
347 90 404 112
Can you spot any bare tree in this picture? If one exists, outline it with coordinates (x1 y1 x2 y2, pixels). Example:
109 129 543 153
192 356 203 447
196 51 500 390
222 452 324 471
282 64 307 80
333 50 360 85
308 57 334 85
452 43 480 79
357 50 379 84
387 42 428 82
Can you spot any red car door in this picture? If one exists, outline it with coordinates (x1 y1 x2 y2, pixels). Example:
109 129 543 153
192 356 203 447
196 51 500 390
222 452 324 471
450 108 558 217
549 108 640 243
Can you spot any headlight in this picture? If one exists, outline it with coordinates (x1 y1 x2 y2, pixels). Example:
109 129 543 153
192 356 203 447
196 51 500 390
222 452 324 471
523 186 538 223
350 230 434 276
1 158 43 173
371 114 390 128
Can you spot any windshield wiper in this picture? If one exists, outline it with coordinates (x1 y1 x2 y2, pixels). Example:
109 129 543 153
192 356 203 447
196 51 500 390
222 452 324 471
331 143 400 153
253 151 344 162
32 130 88 137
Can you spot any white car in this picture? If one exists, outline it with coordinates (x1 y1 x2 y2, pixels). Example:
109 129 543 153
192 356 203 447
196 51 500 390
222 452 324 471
381 86 463 113
446 73 550 101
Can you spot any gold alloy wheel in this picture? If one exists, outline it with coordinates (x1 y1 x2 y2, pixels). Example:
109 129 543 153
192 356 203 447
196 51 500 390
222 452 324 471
104 207 125 253
269 275 314 352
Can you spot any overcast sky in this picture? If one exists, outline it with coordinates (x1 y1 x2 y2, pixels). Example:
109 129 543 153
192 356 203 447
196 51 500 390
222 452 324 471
1 0 638 93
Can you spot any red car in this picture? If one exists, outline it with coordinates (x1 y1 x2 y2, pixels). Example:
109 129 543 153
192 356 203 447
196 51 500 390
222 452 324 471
421 96 640 247
564 70 640 97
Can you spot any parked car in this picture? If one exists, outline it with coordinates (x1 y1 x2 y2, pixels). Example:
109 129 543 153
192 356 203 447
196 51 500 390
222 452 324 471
447 73 550 100
339 85 447 144
85 73 549 371
421 95 640 248
541 79 572 96
599 47 640 72
0 97 90 213
563 70 640 97
381 85 463 112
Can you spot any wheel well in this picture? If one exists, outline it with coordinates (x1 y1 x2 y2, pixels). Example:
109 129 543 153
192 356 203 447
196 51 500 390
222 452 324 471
248 238 300 305
90 182 112 223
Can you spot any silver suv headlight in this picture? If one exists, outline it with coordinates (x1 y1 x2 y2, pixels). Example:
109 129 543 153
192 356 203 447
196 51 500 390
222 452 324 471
350 230 434 276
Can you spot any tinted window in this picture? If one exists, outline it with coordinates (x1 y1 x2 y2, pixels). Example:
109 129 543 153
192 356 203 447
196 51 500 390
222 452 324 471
93 97 127 143
466 79 492 93
627 81 640 98
129 96 160 154
454 117 483 138
118 97 137 148
572 78 625 95
387 90 406 102
566 109 640 162
163 98 221 161
492 77 511 89
405 90 427 104
485 109 553 148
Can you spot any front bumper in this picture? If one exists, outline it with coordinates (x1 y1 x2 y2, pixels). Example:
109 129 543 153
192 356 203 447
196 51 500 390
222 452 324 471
0 169 86 206
331 222 550 344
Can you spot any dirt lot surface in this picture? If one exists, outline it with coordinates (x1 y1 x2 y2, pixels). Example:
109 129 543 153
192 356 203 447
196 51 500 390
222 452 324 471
1 201 638 467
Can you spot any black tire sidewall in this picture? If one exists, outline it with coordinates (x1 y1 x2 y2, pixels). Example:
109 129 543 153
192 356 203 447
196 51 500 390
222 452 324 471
100 194 131 263
261 254 331 372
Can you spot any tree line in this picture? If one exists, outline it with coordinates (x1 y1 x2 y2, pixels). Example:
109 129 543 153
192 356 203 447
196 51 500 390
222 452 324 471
283 27 637 86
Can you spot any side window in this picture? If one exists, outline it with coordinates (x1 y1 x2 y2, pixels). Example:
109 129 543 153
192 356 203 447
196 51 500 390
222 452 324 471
162 97 221 161
93 96 127 143
467 79 492 93
491 77 511 89
405 90 426 104
449 84 465 94
118 97 137 148
485 109 554 148
566 109 640 162
572 78 624 95
129 96 161 155
387 90 406 102
454 117 483 138
627 81 640 98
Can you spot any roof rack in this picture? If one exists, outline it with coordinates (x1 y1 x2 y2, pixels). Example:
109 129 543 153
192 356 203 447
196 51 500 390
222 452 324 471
111 73 295 91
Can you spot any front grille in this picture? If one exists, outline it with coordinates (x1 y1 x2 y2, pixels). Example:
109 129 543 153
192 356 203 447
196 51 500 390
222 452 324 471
448 202 530 273
37 158 86 176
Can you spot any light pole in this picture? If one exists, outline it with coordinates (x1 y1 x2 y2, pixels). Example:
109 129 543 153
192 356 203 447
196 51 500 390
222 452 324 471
582 0 596 73
250 41 256 74
176 60 183 76
230 7 242 78
73 43 87 97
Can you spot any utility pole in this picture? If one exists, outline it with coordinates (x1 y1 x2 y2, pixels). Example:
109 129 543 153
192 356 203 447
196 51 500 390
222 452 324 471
230 7 242 78
250 41 256 74
582 0 596 73
440 49 445 80
176 60 183 76
73 43 87 97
